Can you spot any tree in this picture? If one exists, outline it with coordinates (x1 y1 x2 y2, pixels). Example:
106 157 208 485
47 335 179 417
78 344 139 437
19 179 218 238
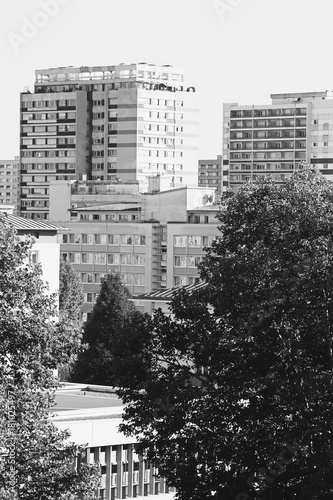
71 271 150 386
0 214 99 498
58 259 84 381
107 167 333 499
59 259 84 323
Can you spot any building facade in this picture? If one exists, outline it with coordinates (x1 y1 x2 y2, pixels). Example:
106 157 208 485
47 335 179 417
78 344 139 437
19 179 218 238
19 63 199 219
6 214 62 296
50 182 218 318
223 91 333 192
0 158 19 212
198 155 223 198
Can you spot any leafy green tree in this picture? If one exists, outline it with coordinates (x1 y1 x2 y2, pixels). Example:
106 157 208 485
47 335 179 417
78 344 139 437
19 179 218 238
108 167 333 499
0 214 99 498
71 271 150 386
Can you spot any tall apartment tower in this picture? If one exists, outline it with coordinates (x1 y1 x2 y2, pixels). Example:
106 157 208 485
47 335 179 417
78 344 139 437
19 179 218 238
223 91 333 192
19 63 199 220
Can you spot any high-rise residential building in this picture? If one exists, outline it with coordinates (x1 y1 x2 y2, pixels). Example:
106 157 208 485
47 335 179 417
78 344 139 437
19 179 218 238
198 155 223 198
223 91 333 192
19 63 199 219
0 158 19 212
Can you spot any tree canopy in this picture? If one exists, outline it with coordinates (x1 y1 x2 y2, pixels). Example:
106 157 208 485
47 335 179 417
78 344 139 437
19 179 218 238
71 271 150 387
105 167 333 500
0 214 99 499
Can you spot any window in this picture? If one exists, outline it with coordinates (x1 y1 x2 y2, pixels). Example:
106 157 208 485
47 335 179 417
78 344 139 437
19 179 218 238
134 235 146 246
81 272 93 283
120 235 133 245
134 255 145 266
188 236 202 247
107 253 120 265
203 236 217 247
174 235 187 247
68 233 81 244
94 253 106 264
120 254 133 265
85 292 93 303
29 250 39 264
108 234 120 245
81 253 93 264
188 256 202 267
94 234 107 245
174 256 186 267
64 252 80 263
94 273 105 283
174 276 188 286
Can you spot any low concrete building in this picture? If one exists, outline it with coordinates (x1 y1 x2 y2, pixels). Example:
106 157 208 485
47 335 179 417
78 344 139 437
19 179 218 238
6 214 64 296
52 383 176 500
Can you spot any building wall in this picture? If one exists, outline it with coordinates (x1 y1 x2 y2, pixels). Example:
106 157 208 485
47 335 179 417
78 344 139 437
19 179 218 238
198 155 223 198
166 222 220 289
0 159 19 212
143 187 216 224
57 221 155 318
54 408 175 499
33 236 60 296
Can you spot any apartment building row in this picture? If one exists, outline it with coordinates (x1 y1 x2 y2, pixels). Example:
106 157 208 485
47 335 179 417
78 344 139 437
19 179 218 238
222 90 333 192
197 91 333 196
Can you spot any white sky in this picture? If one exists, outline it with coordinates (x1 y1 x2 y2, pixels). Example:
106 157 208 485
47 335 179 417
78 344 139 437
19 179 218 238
1 0 333 160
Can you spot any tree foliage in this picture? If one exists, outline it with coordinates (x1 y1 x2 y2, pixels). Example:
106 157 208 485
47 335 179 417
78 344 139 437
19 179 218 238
59 259 84 323
106 167 333 499
58 259 84 381
0 214 99 498
71 271 150 386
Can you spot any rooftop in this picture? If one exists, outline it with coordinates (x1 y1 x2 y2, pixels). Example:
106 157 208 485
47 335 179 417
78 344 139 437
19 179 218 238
51 383 123 419
5 214 66 232
71 203 141 212
35 63 185 85
271 90 333 100
135 282 208 302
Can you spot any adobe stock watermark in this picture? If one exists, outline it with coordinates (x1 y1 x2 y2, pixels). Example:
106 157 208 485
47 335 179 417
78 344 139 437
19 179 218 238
0 384 17 499
8 0 73 54
213 0 245 21
236 440 303 500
